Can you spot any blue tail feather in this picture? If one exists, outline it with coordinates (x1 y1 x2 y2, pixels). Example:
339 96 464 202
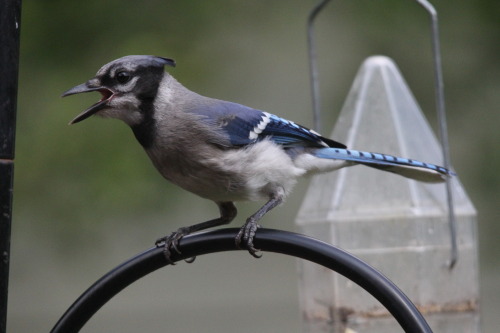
313 148 454 177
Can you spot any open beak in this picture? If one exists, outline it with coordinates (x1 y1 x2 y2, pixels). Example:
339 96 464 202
62 81 115 124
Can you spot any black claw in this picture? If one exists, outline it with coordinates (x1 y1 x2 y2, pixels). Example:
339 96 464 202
155 228 191 264
154 236 167 247
250 251 262 259
246 243 262 258
154 241 175 265
170 235 183 255
155 235 176 264
235 220 262 258
184 257 196 263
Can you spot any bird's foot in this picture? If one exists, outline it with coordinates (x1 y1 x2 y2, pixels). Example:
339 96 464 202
235 219 262 258
155 227 195 264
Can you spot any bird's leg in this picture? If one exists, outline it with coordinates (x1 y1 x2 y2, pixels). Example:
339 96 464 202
235 194 283 258
155 201 237 263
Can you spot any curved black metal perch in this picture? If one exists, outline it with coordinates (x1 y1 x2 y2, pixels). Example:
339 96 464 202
50 228 432 333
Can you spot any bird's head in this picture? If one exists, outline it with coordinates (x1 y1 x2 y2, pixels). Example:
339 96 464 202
62 55 175 125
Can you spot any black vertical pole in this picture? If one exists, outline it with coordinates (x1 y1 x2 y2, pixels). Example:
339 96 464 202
0 0 22 332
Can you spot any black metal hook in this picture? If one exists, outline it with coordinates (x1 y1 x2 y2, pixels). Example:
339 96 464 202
414 0 457 269
306 0 457 268
307 0 331 133
50 228 433 333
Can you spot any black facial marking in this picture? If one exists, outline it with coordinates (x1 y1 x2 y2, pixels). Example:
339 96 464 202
130 66 165 148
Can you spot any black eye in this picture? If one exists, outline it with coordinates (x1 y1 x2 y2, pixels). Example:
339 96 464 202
116 71 131 84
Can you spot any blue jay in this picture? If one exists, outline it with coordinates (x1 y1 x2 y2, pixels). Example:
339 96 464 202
62 55 453 259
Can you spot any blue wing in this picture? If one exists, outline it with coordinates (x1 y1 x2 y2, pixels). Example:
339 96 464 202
188 100 346 149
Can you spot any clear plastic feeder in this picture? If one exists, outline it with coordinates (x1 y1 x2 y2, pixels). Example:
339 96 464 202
296 56 479 333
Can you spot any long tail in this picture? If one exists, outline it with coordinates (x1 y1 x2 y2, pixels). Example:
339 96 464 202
313 148 454 183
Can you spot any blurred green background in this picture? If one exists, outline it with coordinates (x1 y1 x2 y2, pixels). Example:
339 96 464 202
8 0 499 332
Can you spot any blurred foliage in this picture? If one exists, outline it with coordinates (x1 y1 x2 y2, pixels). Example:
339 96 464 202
14 0 499 259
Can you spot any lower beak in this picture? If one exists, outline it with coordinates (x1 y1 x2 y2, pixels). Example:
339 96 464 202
62 82 114 124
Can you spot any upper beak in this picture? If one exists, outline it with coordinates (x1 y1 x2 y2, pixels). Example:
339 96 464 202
62 81 114 124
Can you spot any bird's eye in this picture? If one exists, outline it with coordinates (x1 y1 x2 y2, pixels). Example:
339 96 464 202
116 71 131 84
